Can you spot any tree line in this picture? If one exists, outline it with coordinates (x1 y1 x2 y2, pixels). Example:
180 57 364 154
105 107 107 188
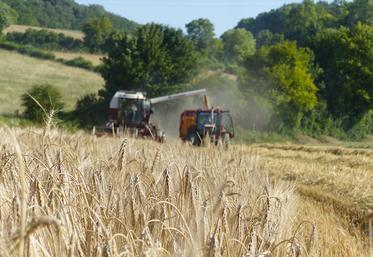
0 0 138 33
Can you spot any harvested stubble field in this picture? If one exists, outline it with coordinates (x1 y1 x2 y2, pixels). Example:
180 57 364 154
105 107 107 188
0 127 370 256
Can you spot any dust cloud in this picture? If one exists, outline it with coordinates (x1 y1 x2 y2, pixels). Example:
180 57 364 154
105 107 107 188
151 73 272 139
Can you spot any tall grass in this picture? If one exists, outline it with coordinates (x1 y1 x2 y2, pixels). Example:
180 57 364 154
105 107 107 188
0 125 369 256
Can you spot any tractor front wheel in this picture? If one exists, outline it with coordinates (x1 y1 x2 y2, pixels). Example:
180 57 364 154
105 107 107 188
223 133 230 150
189 133 199 146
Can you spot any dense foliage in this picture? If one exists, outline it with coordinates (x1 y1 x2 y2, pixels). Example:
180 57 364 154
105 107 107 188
0 0 138 33
243 41 318 129
21 84 64 123
100 23 199 101
311 23 373 128
232 0 373 138
82 17 112 52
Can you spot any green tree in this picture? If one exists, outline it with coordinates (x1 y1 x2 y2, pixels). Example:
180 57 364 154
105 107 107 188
256 30 285 48
242 41 318 129
83 16 113 52
0 2 17 34
311 23 373 127
100 23 198 100
221 28 256 63
285 0 335 45
21 84 64 123
185 18 215 53
346 0 373 26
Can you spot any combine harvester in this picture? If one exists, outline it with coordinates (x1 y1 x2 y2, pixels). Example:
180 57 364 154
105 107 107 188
179 96 235 149
94 89 207 142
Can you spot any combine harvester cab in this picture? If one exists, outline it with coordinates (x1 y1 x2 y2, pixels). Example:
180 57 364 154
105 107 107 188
179 108 235 149
96 89 207 142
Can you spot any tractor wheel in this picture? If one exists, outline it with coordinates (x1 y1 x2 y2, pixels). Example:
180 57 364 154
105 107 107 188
187 127 200 146
223 133 230 150
189 133 199 146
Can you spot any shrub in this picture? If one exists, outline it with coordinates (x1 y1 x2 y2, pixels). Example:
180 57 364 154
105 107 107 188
18 45 56 60
0 41 56 60
21 84 64 123
6 29 86 52
62 57 94 71
74 93 106 127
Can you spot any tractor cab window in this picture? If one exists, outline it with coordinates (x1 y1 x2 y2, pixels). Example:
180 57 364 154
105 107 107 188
222 112 234 134
119 99 143 124
198 112 217 126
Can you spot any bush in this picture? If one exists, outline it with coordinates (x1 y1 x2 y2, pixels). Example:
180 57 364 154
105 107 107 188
21 84 64 123
6 29 86 52
60 57 94 71
0 41 56 60
74 93 106 127
18 45 55 60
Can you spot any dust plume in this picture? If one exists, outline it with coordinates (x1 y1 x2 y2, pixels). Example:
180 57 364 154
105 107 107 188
151 73 272 139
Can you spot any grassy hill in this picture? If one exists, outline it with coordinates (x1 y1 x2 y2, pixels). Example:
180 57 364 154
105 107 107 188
3 25 105 66
0 49 104 114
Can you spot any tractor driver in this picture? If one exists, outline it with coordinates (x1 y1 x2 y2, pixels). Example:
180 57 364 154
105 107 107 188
130 103 138 122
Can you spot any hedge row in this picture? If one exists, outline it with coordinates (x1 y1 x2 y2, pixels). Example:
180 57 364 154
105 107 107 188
0 41 96 71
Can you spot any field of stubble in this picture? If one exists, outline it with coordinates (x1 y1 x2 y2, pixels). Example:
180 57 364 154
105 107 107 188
0 127 370 256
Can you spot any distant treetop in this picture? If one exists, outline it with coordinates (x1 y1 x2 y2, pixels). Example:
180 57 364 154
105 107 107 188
0 0 139 33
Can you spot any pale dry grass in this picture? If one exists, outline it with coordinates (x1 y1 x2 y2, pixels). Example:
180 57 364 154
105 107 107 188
54 52 104 66
3 25 84 40
250 144 373 224
0 49 104 113
0 125 369 256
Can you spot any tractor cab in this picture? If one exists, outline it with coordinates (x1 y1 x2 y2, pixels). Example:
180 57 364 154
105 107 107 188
179 108 234 148
108 91 152 127
195 109 234 138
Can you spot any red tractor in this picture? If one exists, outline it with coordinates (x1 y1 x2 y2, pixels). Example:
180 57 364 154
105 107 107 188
179 108 234 149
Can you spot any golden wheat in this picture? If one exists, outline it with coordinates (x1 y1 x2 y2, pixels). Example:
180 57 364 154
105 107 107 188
0 126 369 256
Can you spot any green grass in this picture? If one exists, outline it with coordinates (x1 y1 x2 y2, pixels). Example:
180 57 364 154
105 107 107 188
0 49 104 114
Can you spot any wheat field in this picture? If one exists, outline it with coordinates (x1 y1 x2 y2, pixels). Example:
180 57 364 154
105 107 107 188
0 124 370 257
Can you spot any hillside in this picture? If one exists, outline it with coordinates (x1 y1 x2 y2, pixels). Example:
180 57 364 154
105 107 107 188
0 0 139 33
0 49 104 113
